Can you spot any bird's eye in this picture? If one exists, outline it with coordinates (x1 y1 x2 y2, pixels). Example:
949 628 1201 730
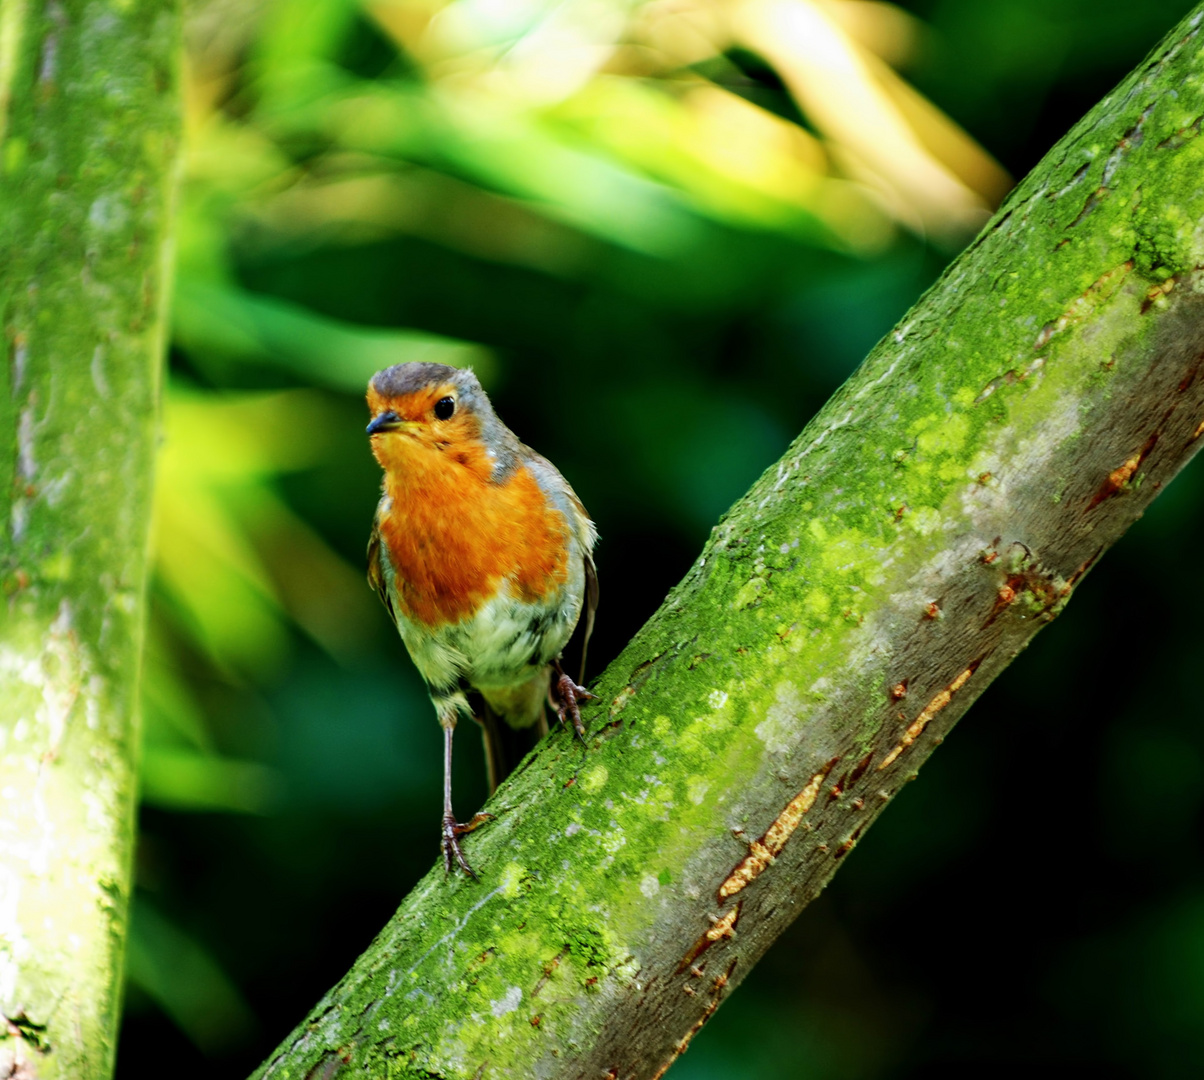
434 396 456 420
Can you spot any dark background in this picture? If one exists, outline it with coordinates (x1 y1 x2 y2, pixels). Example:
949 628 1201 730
118 1 1204 1076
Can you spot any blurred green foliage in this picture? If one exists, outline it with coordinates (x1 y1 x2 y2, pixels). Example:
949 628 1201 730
119 0 1204 1077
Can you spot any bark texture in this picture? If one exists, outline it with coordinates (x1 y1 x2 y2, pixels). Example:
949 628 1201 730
255 7 1204 1079
0 2 180 1077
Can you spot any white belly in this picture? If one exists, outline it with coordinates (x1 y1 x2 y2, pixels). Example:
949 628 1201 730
388 554 585 695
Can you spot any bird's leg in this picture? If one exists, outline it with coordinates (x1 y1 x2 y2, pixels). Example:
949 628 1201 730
439 718 491 878
550 658 598 743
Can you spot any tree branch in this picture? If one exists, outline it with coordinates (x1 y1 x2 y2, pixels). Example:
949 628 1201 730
0 2 181 1077
253 6 1204 1078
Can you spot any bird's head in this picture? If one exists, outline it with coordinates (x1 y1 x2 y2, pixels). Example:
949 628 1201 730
366 363 509 479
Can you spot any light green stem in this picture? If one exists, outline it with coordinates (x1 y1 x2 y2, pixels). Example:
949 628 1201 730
0 1 180 1077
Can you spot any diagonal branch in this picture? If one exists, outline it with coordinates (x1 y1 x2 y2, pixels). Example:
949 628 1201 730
253 6 1204 1078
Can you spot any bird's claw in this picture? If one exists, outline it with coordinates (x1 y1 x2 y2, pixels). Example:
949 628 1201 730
552 669 598 744
441 811 493 879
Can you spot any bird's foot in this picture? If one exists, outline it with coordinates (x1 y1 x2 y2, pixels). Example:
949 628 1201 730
551 663 598 744
442 811 492 879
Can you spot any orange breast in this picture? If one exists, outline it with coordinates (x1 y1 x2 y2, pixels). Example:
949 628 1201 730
378 444 570 628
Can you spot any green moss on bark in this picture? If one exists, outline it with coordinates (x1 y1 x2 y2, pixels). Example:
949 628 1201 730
0 2 181 1077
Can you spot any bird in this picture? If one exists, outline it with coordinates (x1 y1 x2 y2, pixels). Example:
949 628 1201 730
364 362 598 877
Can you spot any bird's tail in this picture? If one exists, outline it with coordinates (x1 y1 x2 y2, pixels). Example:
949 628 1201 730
476 698 544 794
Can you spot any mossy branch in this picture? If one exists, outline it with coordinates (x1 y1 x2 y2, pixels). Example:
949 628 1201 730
254 7 1204 1079
0 2 181 1078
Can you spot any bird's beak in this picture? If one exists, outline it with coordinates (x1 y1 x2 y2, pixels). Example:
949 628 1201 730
366 410 404 436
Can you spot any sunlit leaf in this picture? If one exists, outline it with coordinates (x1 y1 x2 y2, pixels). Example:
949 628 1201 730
550 75 893 250
238 484 382 665
824 0 922 67
174 279 494 392
319 81 708 256
249 166 594 275
141 747 284 814
729 0 999 238
153 388 330 676
360 0 1006 242
422 0 629 105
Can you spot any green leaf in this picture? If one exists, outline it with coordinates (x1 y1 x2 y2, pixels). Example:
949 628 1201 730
140 746 284 814
173 278 493 391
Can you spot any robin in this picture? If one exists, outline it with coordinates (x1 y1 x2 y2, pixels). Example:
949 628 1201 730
365 362 599 877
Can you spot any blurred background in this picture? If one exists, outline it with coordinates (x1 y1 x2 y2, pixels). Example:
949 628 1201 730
118 0 1204 1076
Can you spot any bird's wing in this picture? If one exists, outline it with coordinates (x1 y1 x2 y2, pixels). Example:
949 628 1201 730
559 480 599 684
580 549 599 685
366 514 396 620
520 446 599 682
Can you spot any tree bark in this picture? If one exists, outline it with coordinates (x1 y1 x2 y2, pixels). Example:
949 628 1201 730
254 7 1204 1079
0 2 180 1078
